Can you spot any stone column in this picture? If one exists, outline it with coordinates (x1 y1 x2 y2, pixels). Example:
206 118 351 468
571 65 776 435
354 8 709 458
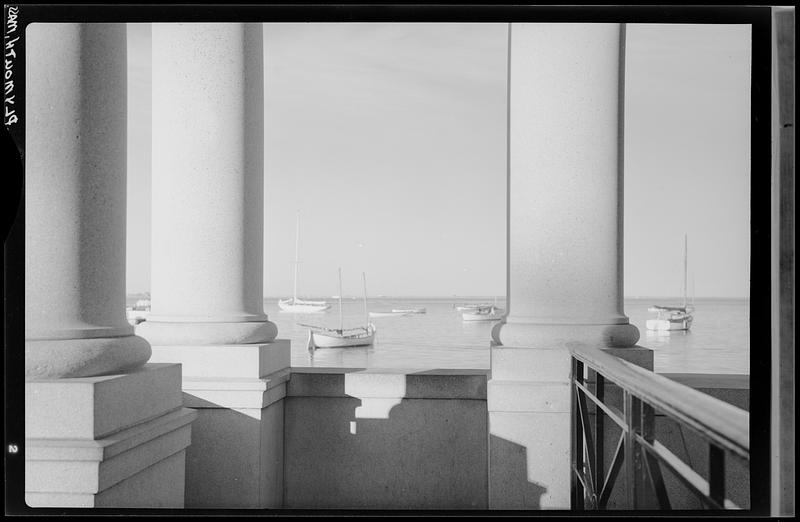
492 23 639 350
137 22 276 346
25 23 150 380
24 23 195 508
140 23 288 508
488 23 643 510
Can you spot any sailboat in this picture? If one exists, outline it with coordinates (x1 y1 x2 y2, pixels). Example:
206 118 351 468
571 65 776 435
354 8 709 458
278 213 331 313
462 305 505 322
125 295 151 325
369 310 413 318
646 234 694 331
391 307 426 314
455 303 492 312
303 270 376 350
461 296 505 321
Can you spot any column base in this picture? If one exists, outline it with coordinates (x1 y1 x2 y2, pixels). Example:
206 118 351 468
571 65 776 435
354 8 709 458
147 340 291 508
25 334 151 379
486 341 654 509
25 364 197 508
491 319 640 349
487 344 572 509
137 319 278 345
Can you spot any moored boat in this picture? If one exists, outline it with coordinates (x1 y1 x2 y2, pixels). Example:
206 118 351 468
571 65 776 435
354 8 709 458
126 298 151 325
369 310 411 318
455 303 491 312
304 270 375 350
279 297 331 313
462 306 505 322
646 234 694 332
306 323 376 349
391 307 426 314
279 213 331 313
646 308 693 331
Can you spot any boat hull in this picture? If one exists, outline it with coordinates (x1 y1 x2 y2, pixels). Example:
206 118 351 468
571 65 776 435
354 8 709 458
369 311 411 318
278 298 331 313
391 308 426 314
308 325 376 348
646 317 692 331
462 307 505 322
126 309 149 325
455 304 491 312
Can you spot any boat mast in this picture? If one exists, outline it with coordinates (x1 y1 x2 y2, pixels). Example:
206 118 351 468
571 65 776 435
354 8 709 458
683 233 688 310
338 268 343 332
362 272 368 328
293 212 300 302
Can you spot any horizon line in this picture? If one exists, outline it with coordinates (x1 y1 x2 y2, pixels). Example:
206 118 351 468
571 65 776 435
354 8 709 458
126 292 750 300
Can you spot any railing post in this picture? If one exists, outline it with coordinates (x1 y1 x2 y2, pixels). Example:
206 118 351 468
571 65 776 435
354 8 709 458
571 358 585 510
642 402 671 509
624 392 633 508
624 393 645 509
594 371 605 507
709 445 725 508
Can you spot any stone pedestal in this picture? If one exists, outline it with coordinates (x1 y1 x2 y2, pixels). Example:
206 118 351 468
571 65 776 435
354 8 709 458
25 364 197 507
488 23 639 510
148 341 291 508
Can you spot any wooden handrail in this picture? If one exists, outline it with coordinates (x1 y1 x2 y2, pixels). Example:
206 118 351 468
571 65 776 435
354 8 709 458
570 344 749 461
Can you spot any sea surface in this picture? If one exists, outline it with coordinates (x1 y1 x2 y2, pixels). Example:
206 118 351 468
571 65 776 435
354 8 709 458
258 297 750 375
128 295 749 374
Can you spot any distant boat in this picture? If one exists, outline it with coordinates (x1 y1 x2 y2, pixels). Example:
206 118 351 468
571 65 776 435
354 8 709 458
646 234 694 331
304 270 376 350
126 298 151 325
455 303 492 312
462 305 505 322
369 310 412 318
391 307 426 314
279 213 331 313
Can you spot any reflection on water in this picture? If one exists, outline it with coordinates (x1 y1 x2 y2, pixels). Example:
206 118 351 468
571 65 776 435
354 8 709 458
261 297 749 374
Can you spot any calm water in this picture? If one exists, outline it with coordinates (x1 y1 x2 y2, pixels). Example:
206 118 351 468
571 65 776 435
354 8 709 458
258 297 749 375
128 295 749 374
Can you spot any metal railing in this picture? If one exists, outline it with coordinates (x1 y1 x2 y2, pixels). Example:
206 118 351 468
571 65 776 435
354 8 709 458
570 344 749 510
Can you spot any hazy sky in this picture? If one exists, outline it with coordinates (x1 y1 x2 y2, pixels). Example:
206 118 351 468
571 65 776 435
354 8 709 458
126 23 751 298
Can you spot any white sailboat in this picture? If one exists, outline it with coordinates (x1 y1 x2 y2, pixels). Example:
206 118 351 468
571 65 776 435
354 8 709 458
304 270 376 350
455 303 492 312
646 234 694 331
278 213 331 313
126 297 151 325
369 310 412 318
462 305 505 322
391 307 426 314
